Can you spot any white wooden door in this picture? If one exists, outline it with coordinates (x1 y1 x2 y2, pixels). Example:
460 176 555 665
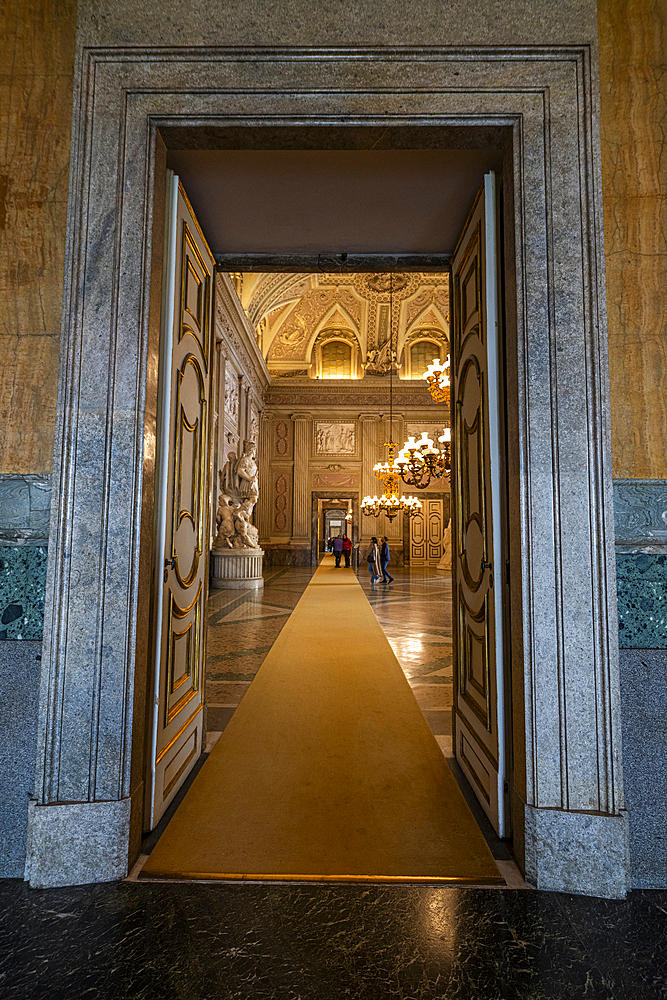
146 173 214 829
451 172 507 836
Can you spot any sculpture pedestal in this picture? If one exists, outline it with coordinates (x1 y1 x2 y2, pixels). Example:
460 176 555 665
436 550 451 571
210 548 264 589
437 523 452 572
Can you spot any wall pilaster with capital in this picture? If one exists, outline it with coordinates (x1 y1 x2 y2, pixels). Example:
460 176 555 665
256 414 273 544
291 414 311 544
360 414 381 539
381 412 404 540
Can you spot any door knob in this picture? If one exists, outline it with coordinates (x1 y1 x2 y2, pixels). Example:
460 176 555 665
482 561 492 571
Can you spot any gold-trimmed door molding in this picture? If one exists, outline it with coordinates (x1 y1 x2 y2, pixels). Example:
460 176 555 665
410 498 445 566
146 174 214 829
451 173 507 837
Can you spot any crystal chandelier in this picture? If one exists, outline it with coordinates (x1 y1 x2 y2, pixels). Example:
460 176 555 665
423 356 451 404
396 428 451 490
360 274 422 521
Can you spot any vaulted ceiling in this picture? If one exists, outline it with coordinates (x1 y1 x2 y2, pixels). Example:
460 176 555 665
233 271 450 379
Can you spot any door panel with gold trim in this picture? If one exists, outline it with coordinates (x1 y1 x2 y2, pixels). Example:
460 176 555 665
410 498 444 566
451 172 507 836
147 174 214 829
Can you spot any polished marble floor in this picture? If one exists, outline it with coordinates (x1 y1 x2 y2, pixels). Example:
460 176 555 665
2 878 666 998
3 563 667 998
205 562 453 744
362 565 453 740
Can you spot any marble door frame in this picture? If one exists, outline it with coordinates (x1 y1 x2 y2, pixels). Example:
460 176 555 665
311 492 360 565
27 47 628 897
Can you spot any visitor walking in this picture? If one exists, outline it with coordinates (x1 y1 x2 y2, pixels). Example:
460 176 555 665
380 536 394 583
343 534 352 568
365 536 382 585
332 534 344 567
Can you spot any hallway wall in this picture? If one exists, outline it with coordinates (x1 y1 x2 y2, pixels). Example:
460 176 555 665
0 0 75 476
0 0 76 875
258 383 449 567
1 0 76 634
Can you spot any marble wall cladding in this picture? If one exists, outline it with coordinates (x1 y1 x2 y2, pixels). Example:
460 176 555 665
0 475 51 542
598 0 667 479
0 640 42 877
616 554 667 649
0 0 76 474
262 545 312 567
613 479 667 548
0 474 51 639
619 648 667 888
0 546 48 641
613 481 667 649
77 0 598 47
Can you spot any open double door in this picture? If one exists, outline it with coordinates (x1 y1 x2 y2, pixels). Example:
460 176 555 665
144 169 509 841
145 173 215 829
451 173 509 838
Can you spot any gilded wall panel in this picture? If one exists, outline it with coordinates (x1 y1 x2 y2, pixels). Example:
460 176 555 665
311 471 360 489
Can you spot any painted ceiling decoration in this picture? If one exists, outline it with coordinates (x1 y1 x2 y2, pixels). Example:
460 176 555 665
233 272 449 379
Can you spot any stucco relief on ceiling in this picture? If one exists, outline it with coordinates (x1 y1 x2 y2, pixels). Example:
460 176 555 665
237 271 450 375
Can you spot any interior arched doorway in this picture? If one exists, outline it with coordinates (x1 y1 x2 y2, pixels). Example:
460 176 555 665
27 49 627 898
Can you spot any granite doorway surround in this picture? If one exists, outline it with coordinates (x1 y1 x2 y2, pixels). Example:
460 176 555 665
29 35 626 896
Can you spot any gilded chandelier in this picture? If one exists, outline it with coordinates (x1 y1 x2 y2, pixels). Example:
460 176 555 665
423 356 451 404
362 442 422 520
360 273 422 522
396 429 451 490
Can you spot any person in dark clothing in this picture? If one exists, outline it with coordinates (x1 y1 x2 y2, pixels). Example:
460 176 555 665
332 534 344 567
380 536 394 582
343 534 352 567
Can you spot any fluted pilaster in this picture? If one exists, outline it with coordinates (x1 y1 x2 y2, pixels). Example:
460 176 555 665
360 414 381 540
291 413 311 543
257 413 272 543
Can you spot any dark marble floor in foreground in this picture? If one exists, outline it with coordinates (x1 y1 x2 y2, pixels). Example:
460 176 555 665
1 878 666 999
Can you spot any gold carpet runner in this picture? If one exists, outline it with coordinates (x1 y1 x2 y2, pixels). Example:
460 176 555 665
141 557 502 883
